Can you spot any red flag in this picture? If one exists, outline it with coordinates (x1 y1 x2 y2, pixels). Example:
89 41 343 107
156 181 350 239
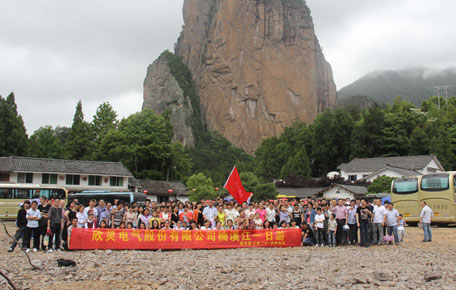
224 166 252 204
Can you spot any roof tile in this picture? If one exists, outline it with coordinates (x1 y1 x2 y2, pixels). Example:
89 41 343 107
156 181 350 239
337 155 442 172
0 156 133 176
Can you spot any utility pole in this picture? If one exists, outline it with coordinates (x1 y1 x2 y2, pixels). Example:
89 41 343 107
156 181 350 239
434 85 452 109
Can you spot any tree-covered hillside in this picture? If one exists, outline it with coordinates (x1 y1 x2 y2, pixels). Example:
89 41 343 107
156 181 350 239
338 67 456 105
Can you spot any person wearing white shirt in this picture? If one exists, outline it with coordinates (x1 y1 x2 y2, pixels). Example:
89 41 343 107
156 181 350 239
384 203 400 245
224 204 238 223
83 199 98 219
202 201 218 228
314 208 326 247
25 201 41 252
420 201 434 242
200 220 212 230
372 199 386 245
265 204 276 225
244 204 256 221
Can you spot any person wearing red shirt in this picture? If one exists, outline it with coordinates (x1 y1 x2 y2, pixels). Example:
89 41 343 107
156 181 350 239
179 206 193 227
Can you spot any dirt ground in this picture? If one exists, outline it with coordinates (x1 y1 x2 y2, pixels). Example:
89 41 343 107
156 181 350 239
1 221 455 290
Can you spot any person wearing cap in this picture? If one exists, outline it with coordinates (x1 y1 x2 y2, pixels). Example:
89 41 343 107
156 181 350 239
8 200 30 252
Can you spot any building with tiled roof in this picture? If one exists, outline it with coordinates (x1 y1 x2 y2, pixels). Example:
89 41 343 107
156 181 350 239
337 155 444 182
0 156 133 193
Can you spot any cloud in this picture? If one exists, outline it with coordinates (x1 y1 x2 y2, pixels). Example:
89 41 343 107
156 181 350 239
307 0 456 88
1 0 456 134
0 0 184 133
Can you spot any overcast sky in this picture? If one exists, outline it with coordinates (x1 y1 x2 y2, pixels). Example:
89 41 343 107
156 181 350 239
1 0 456 134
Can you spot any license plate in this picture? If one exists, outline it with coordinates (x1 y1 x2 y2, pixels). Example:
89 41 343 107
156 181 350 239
403 213 410 217
434 212 440 216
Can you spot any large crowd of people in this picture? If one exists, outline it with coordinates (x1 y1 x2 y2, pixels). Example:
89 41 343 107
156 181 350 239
8 195 434 252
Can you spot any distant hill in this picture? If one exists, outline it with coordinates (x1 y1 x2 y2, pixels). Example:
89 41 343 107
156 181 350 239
337 67 456 105
337 95 377 109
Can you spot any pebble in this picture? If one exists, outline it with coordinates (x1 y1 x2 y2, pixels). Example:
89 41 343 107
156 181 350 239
424 272 443 282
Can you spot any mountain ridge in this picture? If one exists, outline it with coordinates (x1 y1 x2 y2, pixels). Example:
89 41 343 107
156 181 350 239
338 67 456 105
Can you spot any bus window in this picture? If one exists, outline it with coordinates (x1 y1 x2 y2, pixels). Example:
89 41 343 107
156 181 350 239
16 189 30 199
0 188 14 199
421 174 449 191
392 178 418 194
32 189 66 200
50 189 65 200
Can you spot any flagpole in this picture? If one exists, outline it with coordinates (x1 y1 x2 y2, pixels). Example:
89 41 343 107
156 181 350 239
223 165 237 188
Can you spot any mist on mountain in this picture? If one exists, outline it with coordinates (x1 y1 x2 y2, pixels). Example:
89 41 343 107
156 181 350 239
338 67 456 105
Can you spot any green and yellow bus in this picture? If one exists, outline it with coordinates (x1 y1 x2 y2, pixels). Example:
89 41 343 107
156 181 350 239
419 173 456 224
0 184 68 220
391 176 421 224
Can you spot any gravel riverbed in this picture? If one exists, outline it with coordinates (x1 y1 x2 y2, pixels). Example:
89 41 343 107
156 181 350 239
1 222 455 290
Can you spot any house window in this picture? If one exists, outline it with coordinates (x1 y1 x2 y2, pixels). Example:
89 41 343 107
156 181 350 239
110 177 124 187
348 175 358 181
18 173 33 183
66 175 80 185
88 176 102 186
0 173 10 182
42 174 58 184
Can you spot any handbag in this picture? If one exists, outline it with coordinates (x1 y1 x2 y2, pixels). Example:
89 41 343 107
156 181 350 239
383 235 393 242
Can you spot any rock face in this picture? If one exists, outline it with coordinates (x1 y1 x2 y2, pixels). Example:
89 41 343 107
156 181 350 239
173 0 337 153
143 53 195 147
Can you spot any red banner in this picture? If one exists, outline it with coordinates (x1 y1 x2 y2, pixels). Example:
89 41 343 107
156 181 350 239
69 228 301 250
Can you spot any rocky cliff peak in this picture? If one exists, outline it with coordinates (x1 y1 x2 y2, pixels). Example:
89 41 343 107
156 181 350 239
145 0 337 153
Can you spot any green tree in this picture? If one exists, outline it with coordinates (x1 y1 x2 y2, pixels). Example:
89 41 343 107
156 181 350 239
311 108 354 176
66 100 94 160
368 176 397 193
28 126 65 159
350 103 385 159
167 142 192 183
378 98 420 156
92 102 118 141
430 124 456 171
239 172 261 192
280 149 311 178
187 173 217 202
187 131 253 185
99 109 172 179
0 92 28 156
238 171 277 203
409 126 430 155
251 183 278 203
54 126 71 145
254 137 282 181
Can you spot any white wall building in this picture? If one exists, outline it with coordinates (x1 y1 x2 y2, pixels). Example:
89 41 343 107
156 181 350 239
0 156 133 193
276 184 367 201
138 180 189 203
337 155 444 182
316 184 367 200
